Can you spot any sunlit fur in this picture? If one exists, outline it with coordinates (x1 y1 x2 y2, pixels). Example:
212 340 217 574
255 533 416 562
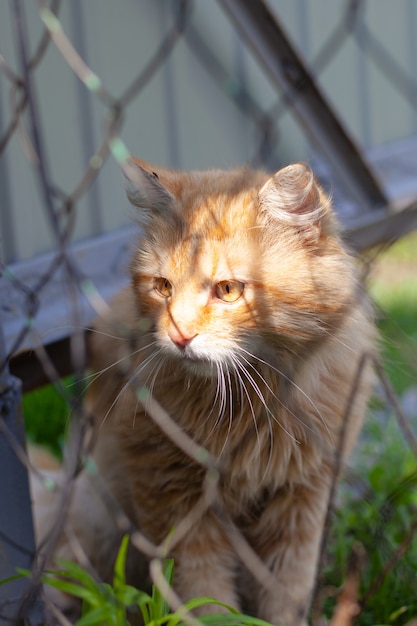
38 161 376 625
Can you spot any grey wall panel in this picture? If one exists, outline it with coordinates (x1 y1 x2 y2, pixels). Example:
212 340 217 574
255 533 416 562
1 0 417 265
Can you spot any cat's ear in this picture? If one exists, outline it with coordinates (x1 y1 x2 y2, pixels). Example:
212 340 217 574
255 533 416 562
123 158 176 221
259 163 329 240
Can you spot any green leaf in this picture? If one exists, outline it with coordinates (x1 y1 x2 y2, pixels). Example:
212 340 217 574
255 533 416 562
0 572 26 586
171 598 274 626
162 559 175 587
140 602 151 625
116 584 151 607
389 604 409 623
114 534 129 591
75 604 119 626
150 559 175 619
41 575 104 606
197 614 274 626
52 559 104 595
183 597 240 614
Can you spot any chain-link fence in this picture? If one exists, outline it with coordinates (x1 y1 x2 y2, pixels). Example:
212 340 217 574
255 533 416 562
1 1 417 625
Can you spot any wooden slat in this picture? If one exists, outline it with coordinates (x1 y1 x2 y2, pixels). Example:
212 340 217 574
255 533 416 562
219 0 389 213
345 200 417 251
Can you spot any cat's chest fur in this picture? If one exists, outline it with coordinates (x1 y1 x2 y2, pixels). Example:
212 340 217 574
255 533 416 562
110 357 328 520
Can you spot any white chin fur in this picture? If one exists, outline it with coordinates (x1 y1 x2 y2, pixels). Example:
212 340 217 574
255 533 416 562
163 342 226 378
182 358 218 378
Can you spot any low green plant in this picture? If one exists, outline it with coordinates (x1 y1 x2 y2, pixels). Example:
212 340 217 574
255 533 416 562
323 415 417 626
37 535 273 626
22 379 71 458
369 231 417 395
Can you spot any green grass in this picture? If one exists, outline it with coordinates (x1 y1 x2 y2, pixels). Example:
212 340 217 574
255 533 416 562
322 231 417 625
369 231 417 393
324 413 417 625
22 379 72 458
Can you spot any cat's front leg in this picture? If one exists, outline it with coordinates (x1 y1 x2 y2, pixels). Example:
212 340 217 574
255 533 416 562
247 476 329 626
171 511 241 616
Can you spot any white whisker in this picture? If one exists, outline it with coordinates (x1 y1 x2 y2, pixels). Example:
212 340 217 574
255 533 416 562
238 346 332 442
131 349 166 428
77 338 159 391
98 342 162 429
321 326 355 352
232 353 300 445
233 355 275 482
202 360 228 449
99 378 131 430
229 356 262 457
224 366 234 450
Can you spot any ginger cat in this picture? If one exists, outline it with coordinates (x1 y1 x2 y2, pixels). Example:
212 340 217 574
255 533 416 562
34 161 376 625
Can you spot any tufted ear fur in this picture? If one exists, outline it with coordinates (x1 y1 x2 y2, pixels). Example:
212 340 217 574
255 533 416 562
259 163 331 241
123 159 176 223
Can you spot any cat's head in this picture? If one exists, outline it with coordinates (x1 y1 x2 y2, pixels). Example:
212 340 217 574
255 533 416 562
125 159 357 377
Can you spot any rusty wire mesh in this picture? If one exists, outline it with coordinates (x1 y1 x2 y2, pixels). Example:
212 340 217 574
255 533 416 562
1 1 417 625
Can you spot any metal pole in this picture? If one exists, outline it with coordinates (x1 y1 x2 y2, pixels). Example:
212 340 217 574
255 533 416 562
0 324 43 625
219 0 389 213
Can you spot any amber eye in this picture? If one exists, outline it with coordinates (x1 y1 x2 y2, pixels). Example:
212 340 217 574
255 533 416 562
154 277 172 297
215 280 244 303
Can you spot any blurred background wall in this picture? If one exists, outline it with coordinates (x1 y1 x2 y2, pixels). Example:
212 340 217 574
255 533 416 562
1 0 417 264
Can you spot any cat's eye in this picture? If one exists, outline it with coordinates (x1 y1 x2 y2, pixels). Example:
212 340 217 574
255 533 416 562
215 280 245 303
154 277 172 298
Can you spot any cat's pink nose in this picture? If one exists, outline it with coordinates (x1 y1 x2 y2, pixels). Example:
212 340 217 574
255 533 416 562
168 328 196 350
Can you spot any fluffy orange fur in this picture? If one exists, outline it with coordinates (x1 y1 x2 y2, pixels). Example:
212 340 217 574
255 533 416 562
34 161 376 625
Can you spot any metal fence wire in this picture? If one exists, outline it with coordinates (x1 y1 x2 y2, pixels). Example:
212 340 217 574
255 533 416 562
0 1 417 625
